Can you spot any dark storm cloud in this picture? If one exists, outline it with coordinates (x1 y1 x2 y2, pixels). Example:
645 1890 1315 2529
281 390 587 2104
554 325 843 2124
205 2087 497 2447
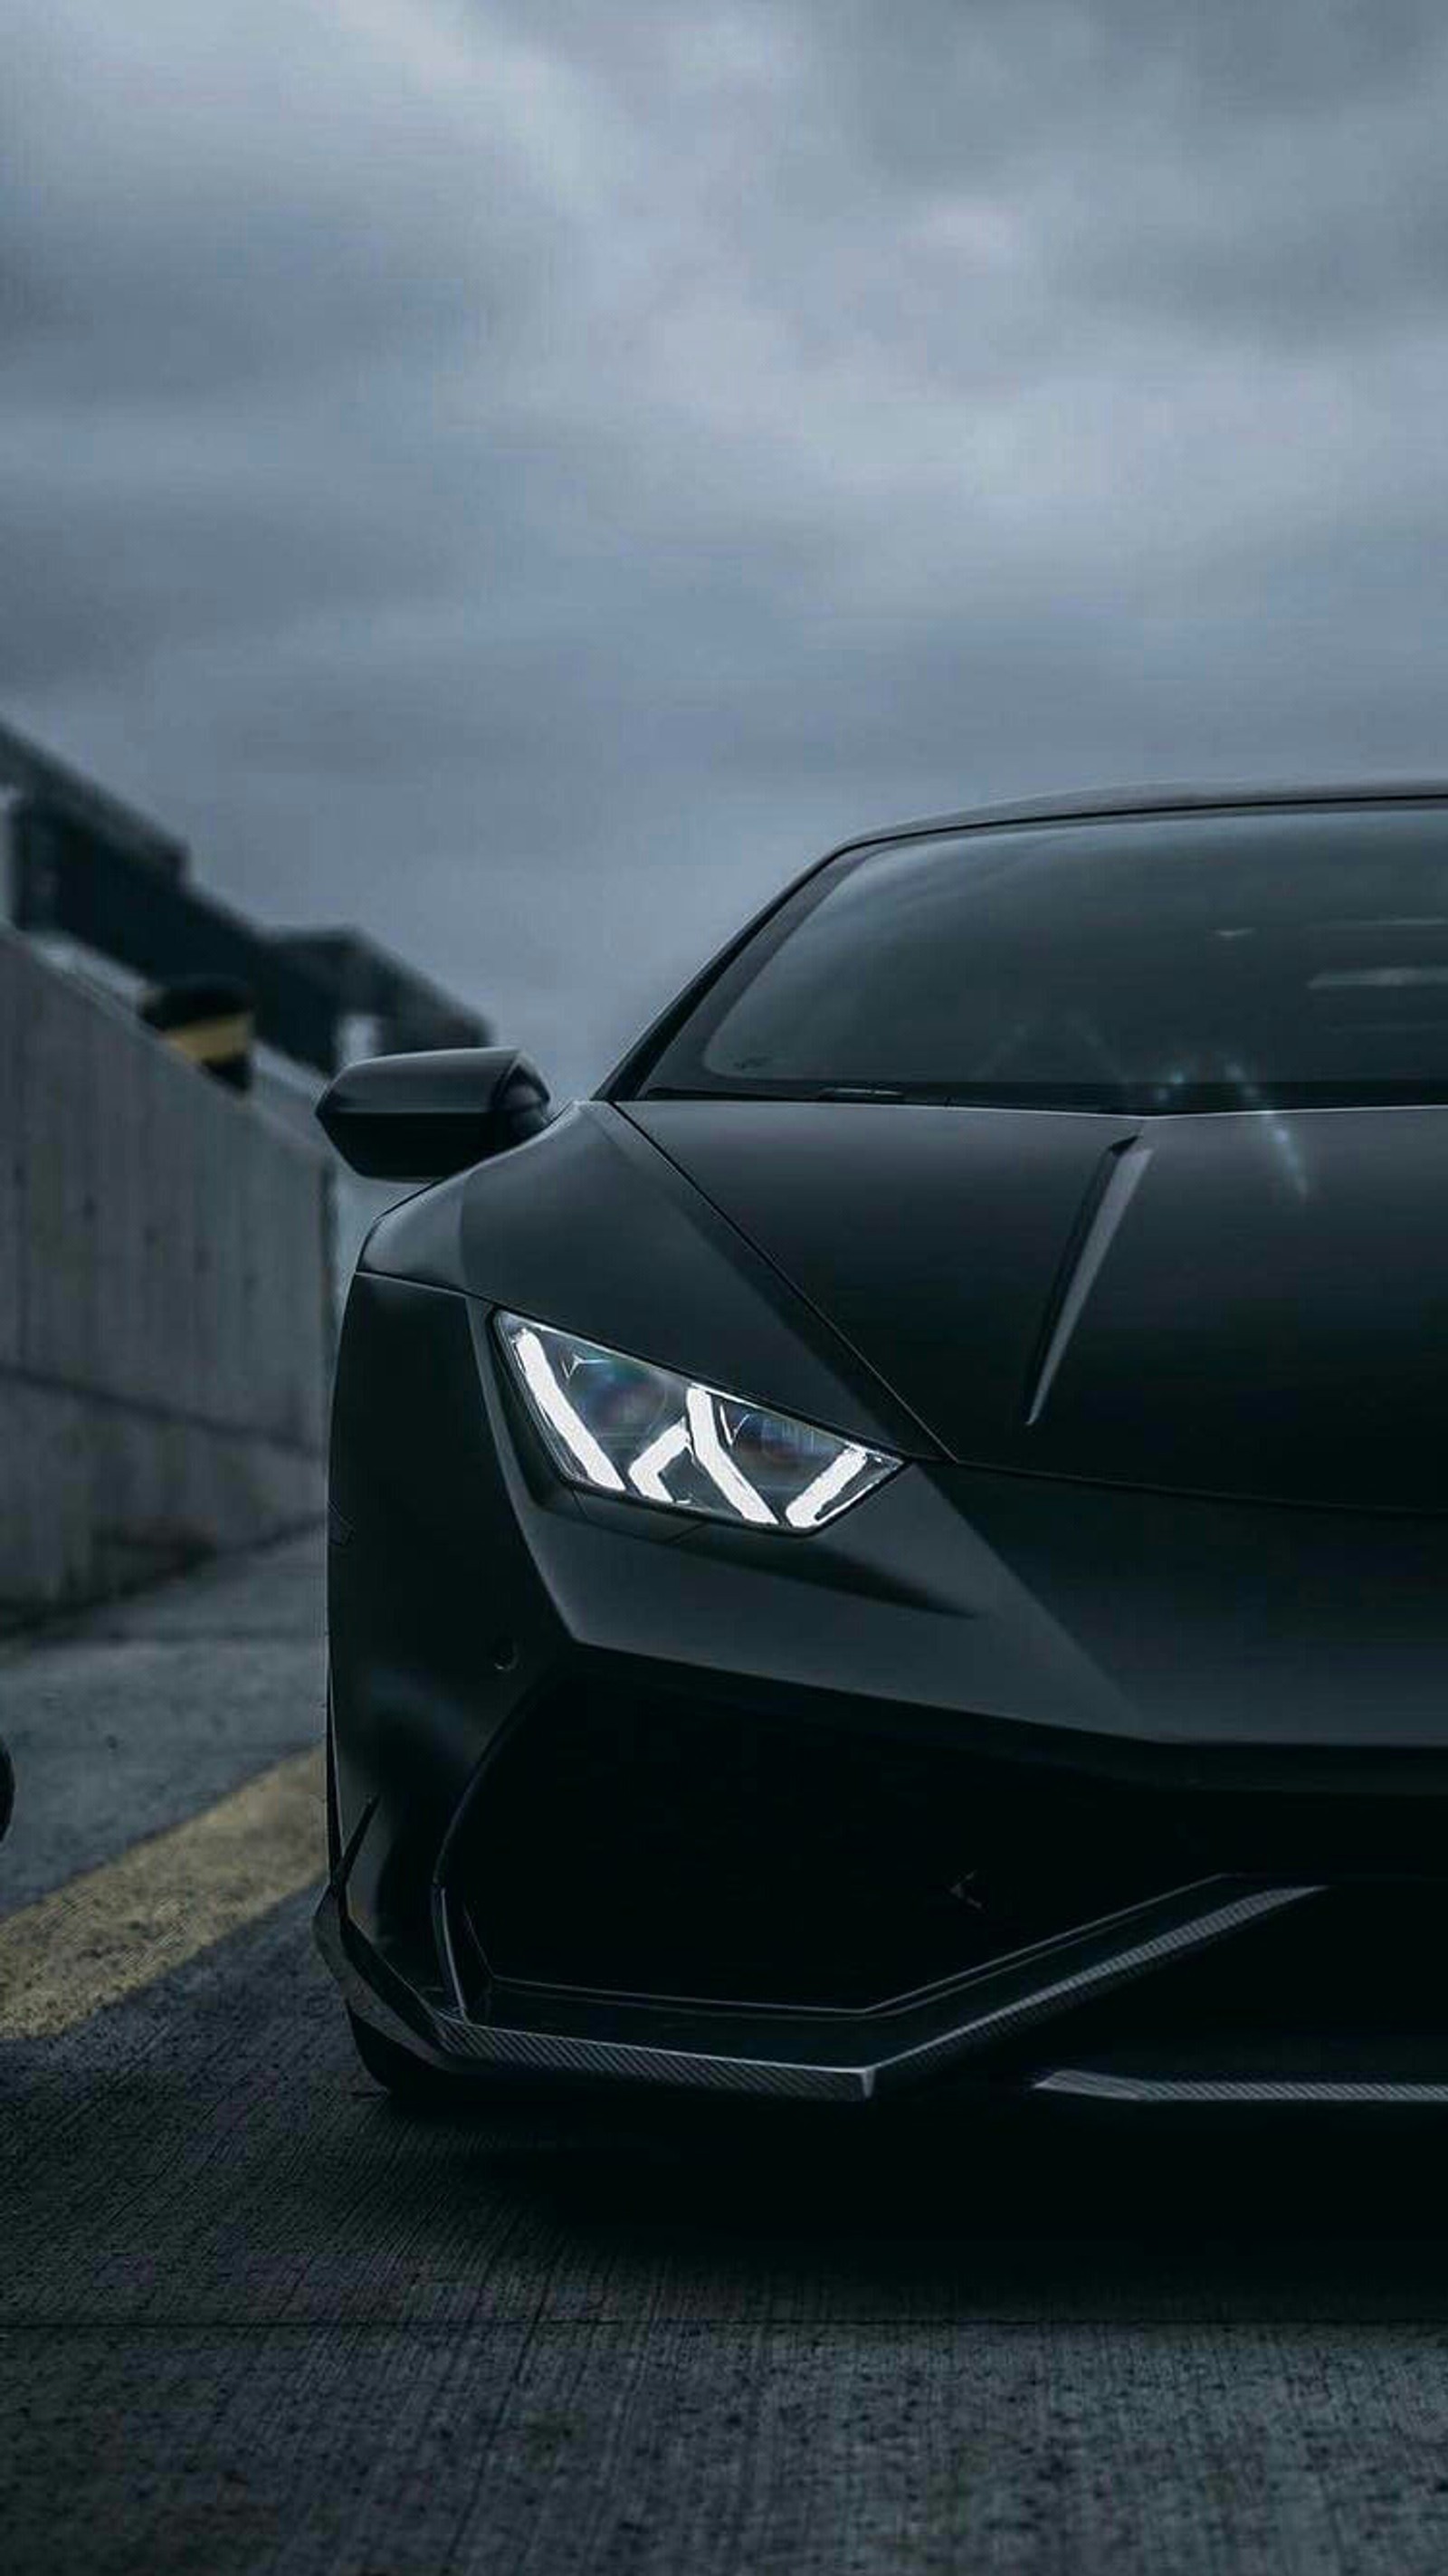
4 0 1448 1088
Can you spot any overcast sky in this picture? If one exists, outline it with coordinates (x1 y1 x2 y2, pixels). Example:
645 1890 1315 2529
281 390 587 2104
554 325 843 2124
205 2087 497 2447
5 0 1448 1091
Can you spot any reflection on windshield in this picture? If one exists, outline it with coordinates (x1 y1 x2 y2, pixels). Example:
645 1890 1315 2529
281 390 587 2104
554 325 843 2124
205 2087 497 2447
641 806 1448 1113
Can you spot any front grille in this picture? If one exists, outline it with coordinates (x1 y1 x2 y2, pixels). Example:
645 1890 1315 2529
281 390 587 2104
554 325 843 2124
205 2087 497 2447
449 1679 1190 2012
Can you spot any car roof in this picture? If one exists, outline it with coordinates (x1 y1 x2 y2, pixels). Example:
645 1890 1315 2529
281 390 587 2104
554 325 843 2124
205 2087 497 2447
832 780 1448 857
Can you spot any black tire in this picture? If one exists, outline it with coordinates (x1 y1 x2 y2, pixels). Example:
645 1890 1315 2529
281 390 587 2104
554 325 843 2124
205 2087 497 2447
347 2007 472 2105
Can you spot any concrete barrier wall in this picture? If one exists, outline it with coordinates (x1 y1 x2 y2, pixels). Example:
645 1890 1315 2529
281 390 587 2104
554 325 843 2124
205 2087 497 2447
0 925 331 1625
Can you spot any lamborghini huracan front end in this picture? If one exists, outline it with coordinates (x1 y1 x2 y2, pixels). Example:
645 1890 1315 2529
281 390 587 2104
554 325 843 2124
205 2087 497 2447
316 787 1448 2106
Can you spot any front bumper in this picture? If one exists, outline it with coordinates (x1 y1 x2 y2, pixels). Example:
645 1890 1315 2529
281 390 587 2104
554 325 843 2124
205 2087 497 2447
320 1274 1448 2104
319 1855 1320 2102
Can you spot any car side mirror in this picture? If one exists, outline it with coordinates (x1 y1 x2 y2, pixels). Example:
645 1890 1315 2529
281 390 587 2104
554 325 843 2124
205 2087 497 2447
316 1047 552 1179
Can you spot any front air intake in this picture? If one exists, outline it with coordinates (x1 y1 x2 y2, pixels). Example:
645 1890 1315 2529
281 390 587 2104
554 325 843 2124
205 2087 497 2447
448 1678 1192 2015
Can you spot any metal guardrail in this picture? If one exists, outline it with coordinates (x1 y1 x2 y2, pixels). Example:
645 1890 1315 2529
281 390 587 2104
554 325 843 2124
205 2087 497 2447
2 716 490 1074
0 714 188 876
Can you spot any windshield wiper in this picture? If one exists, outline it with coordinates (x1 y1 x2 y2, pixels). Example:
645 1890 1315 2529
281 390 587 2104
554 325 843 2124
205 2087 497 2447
639 1081 923 1103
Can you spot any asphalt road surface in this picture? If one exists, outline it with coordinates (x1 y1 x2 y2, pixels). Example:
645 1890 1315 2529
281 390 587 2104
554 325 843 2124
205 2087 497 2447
6 1532 1448 2574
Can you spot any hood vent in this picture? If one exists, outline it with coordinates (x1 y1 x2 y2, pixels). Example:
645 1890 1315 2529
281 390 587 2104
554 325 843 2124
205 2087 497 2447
1024 1138 1151 1426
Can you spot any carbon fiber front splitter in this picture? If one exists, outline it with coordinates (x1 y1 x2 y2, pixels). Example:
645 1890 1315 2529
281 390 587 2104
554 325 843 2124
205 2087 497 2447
315 1860 1319 2103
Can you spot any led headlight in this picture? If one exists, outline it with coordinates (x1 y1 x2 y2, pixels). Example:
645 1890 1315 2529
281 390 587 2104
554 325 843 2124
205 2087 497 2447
496 1313 900 1532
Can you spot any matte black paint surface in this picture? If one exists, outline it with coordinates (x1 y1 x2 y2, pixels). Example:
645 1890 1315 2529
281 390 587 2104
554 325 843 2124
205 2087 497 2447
318 1045 549 1180
323 791 1448 2094
362 1102 928 1449
327 1274 565 1987
628 1098 1448 1513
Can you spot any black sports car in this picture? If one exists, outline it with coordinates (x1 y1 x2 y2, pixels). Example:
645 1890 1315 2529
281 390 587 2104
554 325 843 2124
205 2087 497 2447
315 787 1448 2109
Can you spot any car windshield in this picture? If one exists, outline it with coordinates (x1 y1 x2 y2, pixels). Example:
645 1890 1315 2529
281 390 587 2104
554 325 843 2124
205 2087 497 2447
637 803 1448 1112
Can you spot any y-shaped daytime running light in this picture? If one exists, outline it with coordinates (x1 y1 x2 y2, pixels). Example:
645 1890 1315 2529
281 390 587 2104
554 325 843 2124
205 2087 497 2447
496 1314 899 1533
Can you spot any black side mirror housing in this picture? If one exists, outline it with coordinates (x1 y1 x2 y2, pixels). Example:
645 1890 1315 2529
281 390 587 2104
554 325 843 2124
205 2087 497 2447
316 1047 551 1179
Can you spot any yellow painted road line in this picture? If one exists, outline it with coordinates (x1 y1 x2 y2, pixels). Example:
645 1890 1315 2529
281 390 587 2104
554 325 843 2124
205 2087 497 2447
0 1746 325 2041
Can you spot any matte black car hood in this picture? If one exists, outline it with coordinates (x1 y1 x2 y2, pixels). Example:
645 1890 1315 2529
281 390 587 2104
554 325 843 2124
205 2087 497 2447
626 1099 1448 1515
